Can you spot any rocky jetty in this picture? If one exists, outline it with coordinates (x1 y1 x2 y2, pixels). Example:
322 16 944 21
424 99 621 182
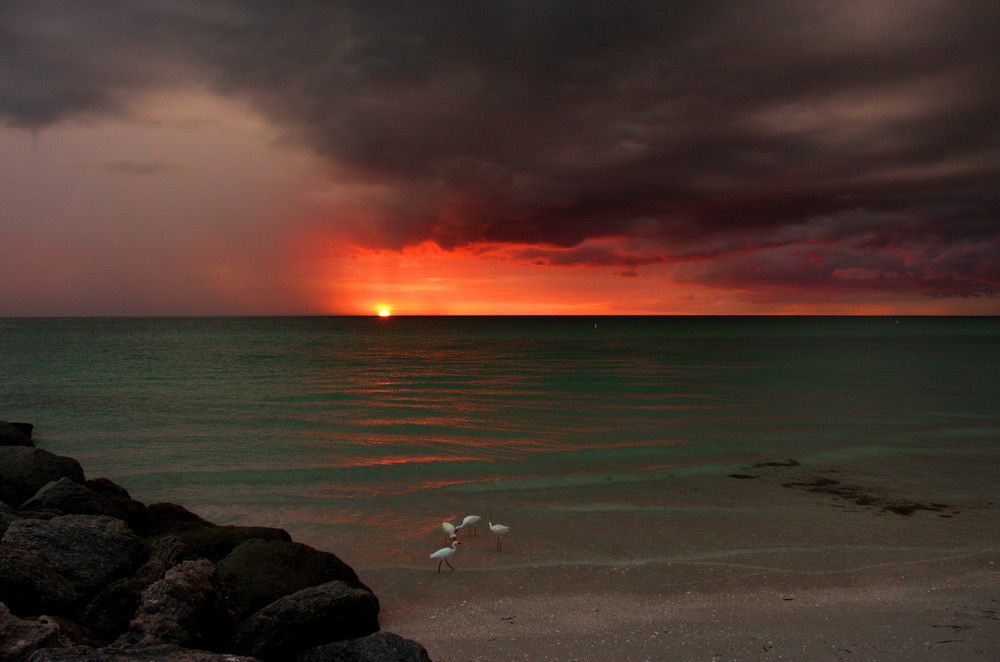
0 421 431 662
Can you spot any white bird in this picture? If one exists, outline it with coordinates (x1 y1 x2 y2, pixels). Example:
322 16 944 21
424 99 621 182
430 540 461 572
455 515 481 537
489 521 512 550
441 521 457 542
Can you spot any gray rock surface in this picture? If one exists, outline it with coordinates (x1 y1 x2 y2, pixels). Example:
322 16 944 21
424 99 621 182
26 645 260 662
81 534 203 643
142 504 214 535
231 581 380 661
0 448 84 506
216 539 370 619
81 480 147 532
115 560 229 651
20 479 131 521
79 579 139 645
0 423 426 661
0 603 67 662
2 515 146 595
0 547 78 617
164 526 291 563
296 631 431 662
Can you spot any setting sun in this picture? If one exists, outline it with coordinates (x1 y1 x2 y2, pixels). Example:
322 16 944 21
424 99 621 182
378 309 390 317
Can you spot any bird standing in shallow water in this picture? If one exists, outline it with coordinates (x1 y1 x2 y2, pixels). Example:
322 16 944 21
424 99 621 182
455 514 481 536
430 540 461 572
441 521 457 542
489 521 512 549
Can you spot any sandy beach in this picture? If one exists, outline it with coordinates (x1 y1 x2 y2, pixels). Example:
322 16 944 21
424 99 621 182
365 549 999 661
353 463 1000 661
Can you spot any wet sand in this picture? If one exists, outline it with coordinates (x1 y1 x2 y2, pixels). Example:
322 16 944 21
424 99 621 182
351 463 1000 661
365 550 1000 661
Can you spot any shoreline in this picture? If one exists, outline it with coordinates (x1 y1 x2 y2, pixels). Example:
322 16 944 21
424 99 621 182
7 414 999 660
364 550 1000 661
342 460 1000 661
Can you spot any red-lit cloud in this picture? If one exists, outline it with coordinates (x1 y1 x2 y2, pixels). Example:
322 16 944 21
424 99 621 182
1 1 999 314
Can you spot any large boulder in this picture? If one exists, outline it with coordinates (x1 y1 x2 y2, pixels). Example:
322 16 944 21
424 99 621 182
26 645 260 661
129 536 203 590
216 540 371 620
166 526 291 563
0 421 33 447
142 504 291 563
20 478 133 522
0 603 67 662
2 515 147 596
231 581 380 662
0 548 78 617
82 536 203 644
296 631 432 662
83 479 148 532
0 448 84 507
142 504 214 536
79 579 139 646
115 560 229 651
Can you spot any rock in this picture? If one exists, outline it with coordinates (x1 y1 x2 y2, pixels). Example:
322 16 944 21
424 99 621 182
82 536 203 644
0 548 78 617
115 560 230 651
130 536 203 588
0 440 422 660
231 581 380 662
0 448 85 507
167 526 292 563
142 504 214 537
26 645 260 662
0 502 20 535
20 479 132 521
2 515 147 596
80 579 139 645
0 421 33 447
45 616 103 648
0 603 67 662
216 540 371 620
296 631 432 662
83 479 147 533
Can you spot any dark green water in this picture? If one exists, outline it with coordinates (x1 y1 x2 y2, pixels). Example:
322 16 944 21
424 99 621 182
3 316 999 566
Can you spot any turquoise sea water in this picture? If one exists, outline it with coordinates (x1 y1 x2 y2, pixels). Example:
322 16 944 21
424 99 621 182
3 316 999 569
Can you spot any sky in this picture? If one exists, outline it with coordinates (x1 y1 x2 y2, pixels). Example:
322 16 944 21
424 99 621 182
2 1 999 316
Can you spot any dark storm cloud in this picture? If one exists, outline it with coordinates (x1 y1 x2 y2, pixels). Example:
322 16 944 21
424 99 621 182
3 0 999 296
515 244 666 269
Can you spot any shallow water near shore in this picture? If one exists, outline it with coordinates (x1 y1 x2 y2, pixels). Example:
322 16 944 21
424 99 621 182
3 315 999 580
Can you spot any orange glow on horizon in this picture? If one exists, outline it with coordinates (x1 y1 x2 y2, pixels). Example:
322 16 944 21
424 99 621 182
292 236 695 315
287 232 992 317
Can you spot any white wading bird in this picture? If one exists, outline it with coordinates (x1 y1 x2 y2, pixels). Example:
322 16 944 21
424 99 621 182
441 520 457 542
455 514 482 536
430 540 461 572
489 521 512 549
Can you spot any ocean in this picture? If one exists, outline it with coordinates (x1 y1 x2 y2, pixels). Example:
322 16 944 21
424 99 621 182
3 316 999 572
